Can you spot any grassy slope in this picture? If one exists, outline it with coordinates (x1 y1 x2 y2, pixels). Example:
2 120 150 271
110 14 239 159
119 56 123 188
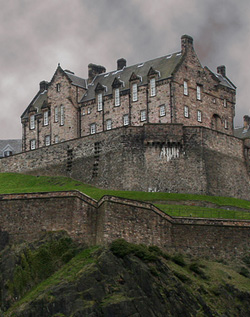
0 173 250 219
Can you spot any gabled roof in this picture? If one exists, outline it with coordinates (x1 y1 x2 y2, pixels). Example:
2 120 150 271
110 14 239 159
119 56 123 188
81 52 183 102
234 127 250 139
64 70 87 89
21 90 48 120
0 139 22 156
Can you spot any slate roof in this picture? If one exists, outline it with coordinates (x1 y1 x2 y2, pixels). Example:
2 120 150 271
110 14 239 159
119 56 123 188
214 73 236 90
81 51 183 102
21 90 48 120
64 70 87 89
234 127 250 139
0 139 22 157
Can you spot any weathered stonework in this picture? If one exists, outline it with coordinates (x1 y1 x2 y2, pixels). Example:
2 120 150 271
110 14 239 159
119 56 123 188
0 191 249 259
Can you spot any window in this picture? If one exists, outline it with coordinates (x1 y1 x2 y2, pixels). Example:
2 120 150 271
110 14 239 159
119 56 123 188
44 111 48 126
97 93 103 111
150 78 156 96
197 110 202 122
30 139 36 150
30 115 35 129
123 114 129 126
132 83 138 101
4 151 12 157
56 83 60 92
141 109 146 121
115 88 120 106
54 106 58 122
224 119 228 129
106 119 112 130
184 81 188 95
184 106 189 118
55 135 59 143
90 123 96 134
160 105 166 117
224 99 227 108
60 105 64 125
197 85 201 100
87 107 91 114
82 109 85 116
45 135 50 146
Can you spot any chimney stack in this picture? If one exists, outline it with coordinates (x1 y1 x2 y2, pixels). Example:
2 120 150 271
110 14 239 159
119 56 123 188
217 65 226 77
117 58 126 70
88 63 106 83
181 35 193 53
40 81 49 92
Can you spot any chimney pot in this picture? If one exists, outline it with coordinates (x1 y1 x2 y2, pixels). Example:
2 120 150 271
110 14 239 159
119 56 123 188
217 65 226 77
181 35 193 53
40 81 48 92
117 58 126 70
88 63 106 83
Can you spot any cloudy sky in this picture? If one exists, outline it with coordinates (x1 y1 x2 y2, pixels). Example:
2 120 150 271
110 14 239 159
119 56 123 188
0 0 249 139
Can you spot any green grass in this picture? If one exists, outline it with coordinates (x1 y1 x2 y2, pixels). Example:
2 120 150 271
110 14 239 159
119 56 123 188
0 173 250 220
156 204 250 220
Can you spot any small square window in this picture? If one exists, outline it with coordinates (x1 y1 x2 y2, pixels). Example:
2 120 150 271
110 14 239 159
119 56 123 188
30 139 36 150
160 105 166 117
123 114 129 126
141 109 146 121
197 85 201 100
97 93 103 111
184 106 189 118
90 123 96 134
150 78 156 97
184 81 188 95
45 135 50 146
106 119 112 130
197 110 202 122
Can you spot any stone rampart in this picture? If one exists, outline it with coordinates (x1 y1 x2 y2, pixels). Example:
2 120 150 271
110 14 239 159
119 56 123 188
0 191 249 259
0 124 249 199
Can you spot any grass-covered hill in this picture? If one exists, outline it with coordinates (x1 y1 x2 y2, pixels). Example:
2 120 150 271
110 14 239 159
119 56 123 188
1 232 250 316
0 173 250 219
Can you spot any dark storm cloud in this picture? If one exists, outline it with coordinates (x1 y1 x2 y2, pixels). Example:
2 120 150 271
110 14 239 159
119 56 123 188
0 0 249 138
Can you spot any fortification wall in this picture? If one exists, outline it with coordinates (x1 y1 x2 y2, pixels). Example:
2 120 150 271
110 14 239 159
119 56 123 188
0 191 249 259
0 124 249 199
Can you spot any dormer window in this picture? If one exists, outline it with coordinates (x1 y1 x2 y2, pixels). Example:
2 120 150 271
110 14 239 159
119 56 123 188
115 88 120 106
97 93 103 111
132 83 138 102
197 85 201 100
56 83 61 92
43 111 48 126
184 81 188 95
150 78 156 97
30 115 35 129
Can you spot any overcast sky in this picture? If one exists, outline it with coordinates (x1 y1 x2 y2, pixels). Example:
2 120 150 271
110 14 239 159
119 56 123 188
0 0 249 139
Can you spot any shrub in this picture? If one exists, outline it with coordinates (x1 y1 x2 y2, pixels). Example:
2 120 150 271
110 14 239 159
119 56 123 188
239 266 249 278
172 254 186 267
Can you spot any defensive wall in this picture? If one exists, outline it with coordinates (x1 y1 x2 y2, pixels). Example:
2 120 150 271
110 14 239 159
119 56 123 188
0 124 249 200
0 190 249 259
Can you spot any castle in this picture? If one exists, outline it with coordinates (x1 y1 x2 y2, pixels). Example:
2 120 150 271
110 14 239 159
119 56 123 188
0 35 249 200
21 35 236 150
0 35 249 258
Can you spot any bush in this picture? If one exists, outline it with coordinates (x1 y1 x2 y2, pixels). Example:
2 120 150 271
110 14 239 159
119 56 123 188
189 262 208 280
172 254 186 267
174 271 191 283
239 266 249 278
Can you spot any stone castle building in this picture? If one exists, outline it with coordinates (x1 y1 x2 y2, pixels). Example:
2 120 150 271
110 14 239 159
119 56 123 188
21 35 236 151
0 35 248 200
